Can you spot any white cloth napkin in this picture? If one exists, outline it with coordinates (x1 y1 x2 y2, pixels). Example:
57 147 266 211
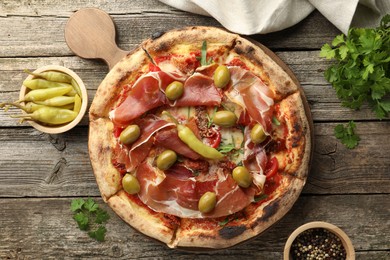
159 0 390 35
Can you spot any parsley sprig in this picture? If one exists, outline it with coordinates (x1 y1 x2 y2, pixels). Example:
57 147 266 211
71 198 110 241
334 121 360 149
320 14 390 119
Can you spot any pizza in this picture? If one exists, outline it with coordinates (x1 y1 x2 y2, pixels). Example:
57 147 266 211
88 26 312 249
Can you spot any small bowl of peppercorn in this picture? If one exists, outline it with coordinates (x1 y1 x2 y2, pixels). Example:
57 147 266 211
284 221 355 260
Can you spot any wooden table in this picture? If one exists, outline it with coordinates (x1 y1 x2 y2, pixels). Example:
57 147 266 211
1 1 389 259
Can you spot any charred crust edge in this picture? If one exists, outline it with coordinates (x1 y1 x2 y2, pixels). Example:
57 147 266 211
218 225 247 239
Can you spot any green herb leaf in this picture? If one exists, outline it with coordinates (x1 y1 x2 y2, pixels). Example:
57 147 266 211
70 198 85 212
319 43 336 59
199 41 212 66
320 15 390 119
201 41 208 66
95 208 110 224
272 116 281 126
334 121 360 149
218 143 235 153
380 14 390 29
332 34 345 47
218 217 230 226
254 194 268 202
88 226 107 242
84 198 99 212
74 212 89 231
71 198 110 242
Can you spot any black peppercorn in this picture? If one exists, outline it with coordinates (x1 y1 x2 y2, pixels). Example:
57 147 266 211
290 228 346 260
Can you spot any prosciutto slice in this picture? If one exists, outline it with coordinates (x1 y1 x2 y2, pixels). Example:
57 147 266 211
111 72 174 126
112 116 174 172
111 70 222 126
136 162 254 218
226 67 274 133
243 126 267 191
174 72 222 107
154 128 201 160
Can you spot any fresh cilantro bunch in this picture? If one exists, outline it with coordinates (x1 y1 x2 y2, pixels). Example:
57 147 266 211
71 198 110 241
320 14 390 119
334 121 360 149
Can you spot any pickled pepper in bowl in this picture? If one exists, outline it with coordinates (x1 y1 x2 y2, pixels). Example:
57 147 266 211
0 69 83 125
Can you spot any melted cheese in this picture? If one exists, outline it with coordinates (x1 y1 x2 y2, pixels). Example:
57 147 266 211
219 127 244 165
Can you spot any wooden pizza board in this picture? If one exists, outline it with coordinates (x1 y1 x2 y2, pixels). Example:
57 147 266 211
65 7 314 250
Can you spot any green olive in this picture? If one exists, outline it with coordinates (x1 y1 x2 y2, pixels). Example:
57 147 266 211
213 65 231 89
213 110 237 127
156 150 177 170
165 81 184 101
232 166 253 188
119 125 141 145
122 174 140 194
250 123 267 144
198 192 217 213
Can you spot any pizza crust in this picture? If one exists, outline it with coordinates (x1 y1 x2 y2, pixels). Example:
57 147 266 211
108 190 177 246
142 26 237 57
88 117 121 201
278 92 312 179
247 175 305 236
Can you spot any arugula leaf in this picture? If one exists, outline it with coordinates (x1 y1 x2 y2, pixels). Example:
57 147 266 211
320 14 390 119
218 217 230 227
88 226 107 242
218 143 235 153
198 41 213 66
334 121 360 149
272 116 281 126
254 194 268 202
201 41 207 66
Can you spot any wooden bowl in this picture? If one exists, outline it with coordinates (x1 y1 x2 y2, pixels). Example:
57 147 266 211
19 65 88 134
283 221 355 260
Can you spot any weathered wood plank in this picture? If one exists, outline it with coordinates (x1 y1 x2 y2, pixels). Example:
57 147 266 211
0 0 339 58
0 0 177 16
0 122 389 198
306 121 390 194
0 195 388 259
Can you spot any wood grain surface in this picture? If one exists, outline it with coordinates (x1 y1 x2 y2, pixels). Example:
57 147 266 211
0 0 389 259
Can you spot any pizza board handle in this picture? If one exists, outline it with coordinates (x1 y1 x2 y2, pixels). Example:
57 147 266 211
64 8 128 70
